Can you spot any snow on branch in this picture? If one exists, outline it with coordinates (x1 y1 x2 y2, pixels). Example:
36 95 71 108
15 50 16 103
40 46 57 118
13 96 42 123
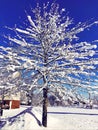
0 2 98 102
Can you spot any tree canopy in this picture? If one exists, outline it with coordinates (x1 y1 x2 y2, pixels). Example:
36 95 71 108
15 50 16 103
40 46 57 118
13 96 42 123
0 2 98 105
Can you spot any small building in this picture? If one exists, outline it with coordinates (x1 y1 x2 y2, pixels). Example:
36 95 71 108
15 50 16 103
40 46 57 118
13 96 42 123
0 92 20 109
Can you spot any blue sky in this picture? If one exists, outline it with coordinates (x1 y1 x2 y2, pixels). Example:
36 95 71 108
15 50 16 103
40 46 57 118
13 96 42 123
0 0 98 99
0 0 98 45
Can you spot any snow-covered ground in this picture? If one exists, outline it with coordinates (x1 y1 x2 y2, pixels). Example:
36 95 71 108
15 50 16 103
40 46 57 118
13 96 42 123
1 106 98 130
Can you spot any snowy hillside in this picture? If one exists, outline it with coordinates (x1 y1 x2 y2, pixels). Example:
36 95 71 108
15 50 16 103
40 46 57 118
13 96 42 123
0 106 98 130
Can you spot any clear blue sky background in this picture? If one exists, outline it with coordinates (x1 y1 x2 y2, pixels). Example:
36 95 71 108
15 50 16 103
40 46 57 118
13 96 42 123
0 0 98 98
0 0 98 45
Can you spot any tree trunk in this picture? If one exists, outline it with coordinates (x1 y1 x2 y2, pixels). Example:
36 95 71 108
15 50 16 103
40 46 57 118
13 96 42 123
42 88 48 127
0 108 3 116
0 92 4 116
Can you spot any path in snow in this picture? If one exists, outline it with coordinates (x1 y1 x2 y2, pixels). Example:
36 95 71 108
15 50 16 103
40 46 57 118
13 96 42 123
0 106 98 130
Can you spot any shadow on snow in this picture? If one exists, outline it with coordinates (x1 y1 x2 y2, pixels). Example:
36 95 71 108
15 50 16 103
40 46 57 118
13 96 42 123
0 107 42 129
48 111 98 116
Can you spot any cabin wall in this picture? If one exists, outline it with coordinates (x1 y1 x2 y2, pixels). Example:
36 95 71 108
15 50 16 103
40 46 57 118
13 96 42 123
0 100 20 109
11 100 20 109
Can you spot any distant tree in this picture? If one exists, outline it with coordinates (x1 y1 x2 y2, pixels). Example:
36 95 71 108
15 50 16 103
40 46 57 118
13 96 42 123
0 2 98 127
93 93 98 106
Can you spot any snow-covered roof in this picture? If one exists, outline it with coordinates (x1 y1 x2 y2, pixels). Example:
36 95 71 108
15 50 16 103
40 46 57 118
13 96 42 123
0 92 20 100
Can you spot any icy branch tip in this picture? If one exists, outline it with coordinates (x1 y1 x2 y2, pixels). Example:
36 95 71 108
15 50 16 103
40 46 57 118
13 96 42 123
61 8 65 12
94 21 98 24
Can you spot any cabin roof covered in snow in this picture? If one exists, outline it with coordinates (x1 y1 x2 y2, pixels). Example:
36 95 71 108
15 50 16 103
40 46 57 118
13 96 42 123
0 92 20 100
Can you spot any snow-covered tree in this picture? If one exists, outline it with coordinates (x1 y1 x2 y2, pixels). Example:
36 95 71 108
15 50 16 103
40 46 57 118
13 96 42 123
0 2 98 127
